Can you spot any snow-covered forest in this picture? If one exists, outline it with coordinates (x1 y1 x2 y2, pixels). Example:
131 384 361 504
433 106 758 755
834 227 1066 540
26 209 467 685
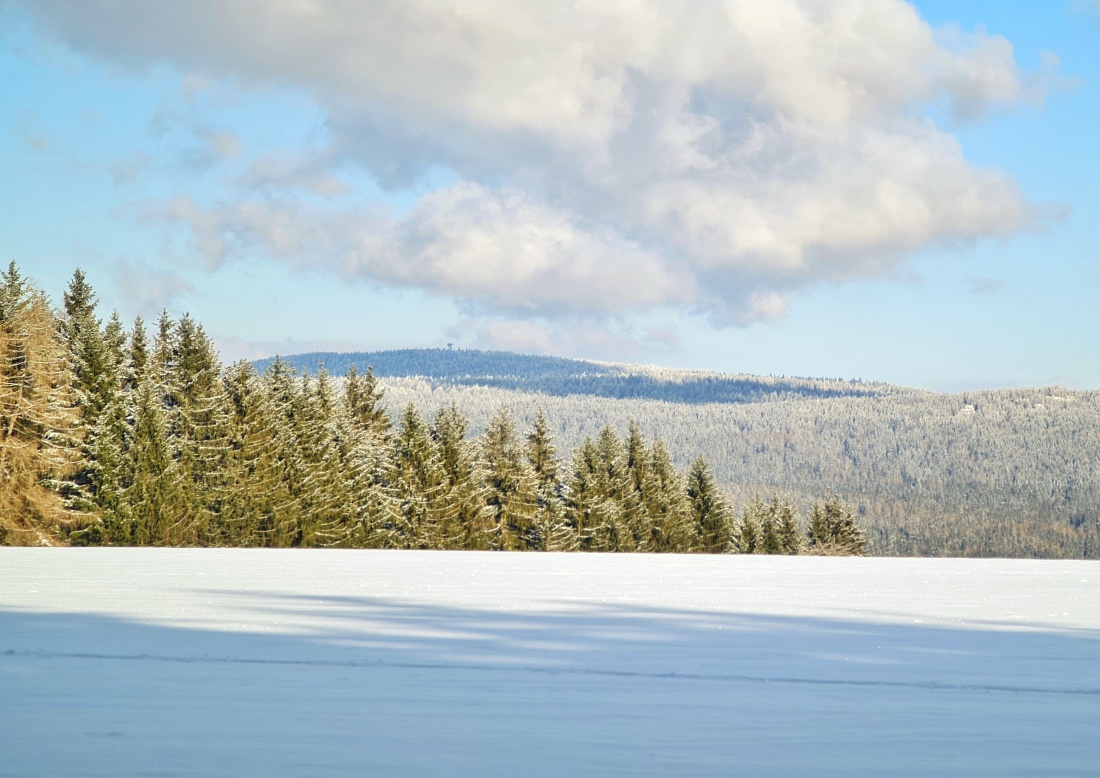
1 265 863 555
270 349 1100 559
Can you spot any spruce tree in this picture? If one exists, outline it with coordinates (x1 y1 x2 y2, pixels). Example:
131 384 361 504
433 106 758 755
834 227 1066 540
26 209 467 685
758 496 782 554
293 369 353 546
807 492 866 555
526 409 569 551
126 378 182 544
58 270 117 513
262 358 311 545
481 406 538 550
161 316 231 543
622 420 651 551
126 317 149 391
687 456 731 553
643 439 694 552
60 269 113 423
773 497 801 554
565 437 598 550
344 365 390 438
432 403 488 549
390 403 448 548
219 360 294 545
339 364 397 546
736 497 761 554
583 425 631 552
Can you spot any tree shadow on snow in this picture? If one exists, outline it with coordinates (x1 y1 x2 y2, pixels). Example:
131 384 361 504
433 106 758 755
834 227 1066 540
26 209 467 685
3 591 1100 777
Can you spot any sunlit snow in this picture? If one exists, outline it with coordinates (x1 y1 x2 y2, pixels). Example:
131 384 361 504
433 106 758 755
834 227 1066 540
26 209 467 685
2 550 1098 776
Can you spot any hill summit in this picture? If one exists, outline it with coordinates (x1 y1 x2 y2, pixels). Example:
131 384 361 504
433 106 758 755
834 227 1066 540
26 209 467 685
252 348 899 405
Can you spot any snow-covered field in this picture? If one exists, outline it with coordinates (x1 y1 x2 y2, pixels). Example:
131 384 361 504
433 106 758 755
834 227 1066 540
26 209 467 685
2 550 1098 777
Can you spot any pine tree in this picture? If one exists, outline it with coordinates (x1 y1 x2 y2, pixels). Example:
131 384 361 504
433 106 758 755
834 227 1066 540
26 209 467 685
126 316 149 392
621 420 651 551
390 403 448 548
126 377 183 544
261 358 311 545
103 311 126 380
432 403 488 549
79 390 133 542
293 369 353 546
687 456 731 553
344 365 390 438
481 406 538 550
340 364 397 546
565 437 598 550
219 360 294 545
736 497 761 554
773 496 801 554
153 310 173 380
60 269 114 423
584 425 631 552
807 492 866 555
643 439 694 552
526 409 570 551
58 270 118 513
161 315 231 543
758 496 782 554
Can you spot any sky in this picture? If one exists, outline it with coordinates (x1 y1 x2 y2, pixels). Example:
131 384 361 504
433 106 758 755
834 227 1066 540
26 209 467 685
1 1 1097 392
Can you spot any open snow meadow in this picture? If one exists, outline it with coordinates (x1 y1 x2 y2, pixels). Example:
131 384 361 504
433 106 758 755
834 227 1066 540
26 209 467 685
2 550 1098 777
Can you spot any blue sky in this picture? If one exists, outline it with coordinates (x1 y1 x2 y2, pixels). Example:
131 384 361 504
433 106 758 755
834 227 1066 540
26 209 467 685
1 1 1097 391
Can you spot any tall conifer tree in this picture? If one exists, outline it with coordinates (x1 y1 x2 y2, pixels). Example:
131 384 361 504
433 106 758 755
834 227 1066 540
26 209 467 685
481 407 538 550
687 456 731 553
526 409 570 551
432 403 488 549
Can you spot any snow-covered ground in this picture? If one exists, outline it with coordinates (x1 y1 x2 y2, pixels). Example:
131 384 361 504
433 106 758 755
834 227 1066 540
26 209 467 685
2 550 1098 777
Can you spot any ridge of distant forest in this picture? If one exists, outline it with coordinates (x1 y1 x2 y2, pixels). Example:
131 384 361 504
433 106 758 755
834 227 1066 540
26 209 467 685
254 349 898 404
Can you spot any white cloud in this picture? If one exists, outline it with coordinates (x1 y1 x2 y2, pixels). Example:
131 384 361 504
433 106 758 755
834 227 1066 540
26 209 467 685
236 154 348 198
162 183 693 317
111 258 194 313
17 0 1055 330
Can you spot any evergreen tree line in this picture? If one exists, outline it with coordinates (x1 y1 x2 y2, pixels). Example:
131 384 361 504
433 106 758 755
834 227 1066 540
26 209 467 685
379 375 1100 558
1 265 864 554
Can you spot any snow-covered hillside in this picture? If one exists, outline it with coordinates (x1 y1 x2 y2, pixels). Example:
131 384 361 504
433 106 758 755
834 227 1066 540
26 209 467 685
2 550 1097 776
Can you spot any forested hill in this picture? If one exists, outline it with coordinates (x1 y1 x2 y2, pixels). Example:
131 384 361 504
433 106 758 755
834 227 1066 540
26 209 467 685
252 349 899 404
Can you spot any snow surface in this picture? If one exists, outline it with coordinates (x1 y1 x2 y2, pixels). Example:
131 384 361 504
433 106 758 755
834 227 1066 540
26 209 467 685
2 549 1098 777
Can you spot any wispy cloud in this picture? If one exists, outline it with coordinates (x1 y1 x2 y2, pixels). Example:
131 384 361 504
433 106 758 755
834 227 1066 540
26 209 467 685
108 152 152 186
16 0 1059 333
447 316 681 362
966 276 1005 295
112 259 194 313
212 335 363 365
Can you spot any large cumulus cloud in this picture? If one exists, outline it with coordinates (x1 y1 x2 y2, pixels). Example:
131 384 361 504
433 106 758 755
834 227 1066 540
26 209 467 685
16 0 1051 332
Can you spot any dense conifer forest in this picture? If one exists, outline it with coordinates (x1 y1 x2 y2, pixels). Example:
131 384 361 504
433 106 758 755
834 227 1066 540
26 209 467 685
270 349 1100 559
1 265 864 555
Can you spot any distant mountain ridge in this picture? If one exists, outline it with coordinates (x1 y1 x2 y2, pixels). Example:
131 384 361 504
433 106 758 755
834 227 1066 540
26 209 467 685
252 348 902 405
